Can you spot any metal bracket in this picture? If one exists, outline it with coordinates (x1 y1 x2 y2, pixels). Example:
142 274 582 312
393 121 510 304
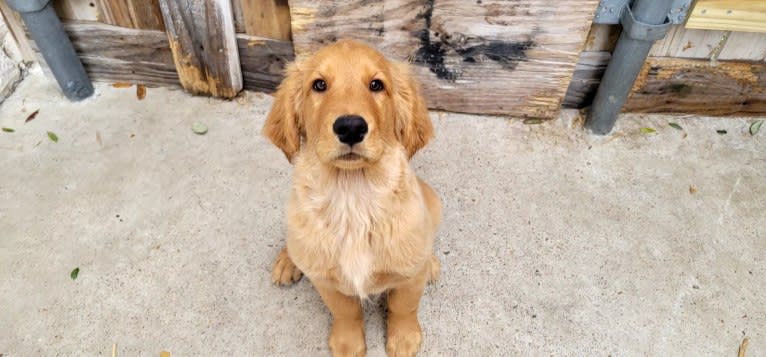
620 6 672 41
593 0 692 24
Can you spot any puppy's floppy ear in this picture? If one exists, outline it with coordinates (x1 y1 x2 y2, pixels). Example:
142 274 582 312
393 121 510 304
392 62 434 159
262 62 304 163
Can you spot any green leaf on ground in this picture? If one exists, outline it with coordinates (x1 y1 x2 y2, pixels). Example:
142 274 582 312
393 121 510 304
47 131 58 142
523 118 543 125
640 127 656 134
191 122 208 135
716 129 727 135
668 123 683 130
2 127 14 133
750 120 763 136
70 267 79 280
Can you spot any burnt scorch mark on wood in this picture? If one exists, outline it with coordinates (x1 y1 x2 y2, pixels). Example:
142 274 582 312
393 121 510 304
457 40 535 71
413 0 536 80
413 0 456 80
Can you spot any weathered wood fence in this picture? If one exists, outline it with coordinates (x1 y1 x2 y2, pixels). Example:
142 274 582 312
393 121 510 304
1 0 765 118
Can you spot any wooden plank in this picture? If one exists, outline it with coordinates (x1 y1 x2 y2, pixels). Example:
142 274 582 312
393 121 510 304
236 34 294 91
717 31 766 60
231 0 247 33
53 0 100 21
238 0 291 40
159 0 243 98
562 51 610 108
583 24 620 52
97 0 165 30
624 57 766 115
686 0 766 33
0 1 35 62
649 26 729 59
26 21 289 91
289 0 599 118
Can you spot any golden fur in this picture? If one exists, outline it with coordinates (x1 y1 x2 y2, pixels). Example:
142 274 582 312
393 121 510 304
263 40 441 357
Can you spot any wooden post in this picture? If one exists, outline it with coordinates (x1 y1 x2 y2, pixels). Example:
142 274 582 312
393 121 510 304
97 0 165 31
158 0 243 98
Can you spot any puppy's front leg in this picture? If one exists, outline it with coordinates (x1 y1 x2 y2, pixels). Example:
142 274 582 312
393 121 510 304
386 265 429 357
315 283 366 357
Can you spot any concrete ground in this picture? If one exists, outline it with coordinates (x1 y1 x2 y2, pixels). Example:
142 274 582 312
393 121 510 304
1 68 764 357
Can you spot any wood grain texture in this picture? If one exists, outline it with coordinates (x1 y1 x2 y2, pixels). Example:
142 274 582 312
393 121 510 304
564 54 766 115
97 0 165 30
39 21 289 91
159 0 243 98
0 1 35 62
43 21 178 85
54 0 99 21
562 51 610 108
625 57 766 115
239 0 291 40
583 24 620 52
649 26 729 59
289 0 599 117
718 32 766 60
237 34 294 91
686 0 766 33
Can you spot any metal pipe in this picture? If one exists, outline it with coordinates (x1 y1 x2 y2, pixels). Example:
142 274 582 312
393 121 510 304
585 0 673 135
7 0 93 101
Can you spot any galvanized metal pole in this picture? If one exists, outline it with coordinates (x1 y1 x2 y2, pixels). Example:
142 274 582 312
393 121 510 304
585 0 673 135
7 0 94 101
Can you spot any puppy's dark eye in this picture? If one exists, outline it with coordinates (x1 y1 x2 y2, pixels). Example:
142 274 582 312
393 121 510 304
312 79 327 92
369 79 384 92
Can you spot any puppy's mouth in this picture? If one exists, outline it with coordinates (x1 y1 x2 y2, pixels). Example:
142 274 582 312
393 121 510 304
338 152 363 161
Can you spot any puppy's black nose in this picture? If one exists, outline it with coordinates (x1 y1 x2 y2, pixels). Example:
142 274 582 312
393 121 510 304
333 115 368 145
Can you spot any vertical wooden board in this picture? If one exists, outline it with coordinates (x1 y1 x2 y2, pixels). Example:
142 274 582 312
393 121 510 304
289 0 599 117
649 26 728 59
53 0 99 21
717 32 766 60
231 0 247 33
0 1 35 62
97 0 165 30
240 0 291 40
159 0 243 98
583 24 620 52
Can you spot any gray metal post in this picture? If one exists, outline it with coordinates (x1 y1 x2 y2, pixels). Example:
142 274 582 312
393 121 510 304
585 0 673 135
7 0 94 101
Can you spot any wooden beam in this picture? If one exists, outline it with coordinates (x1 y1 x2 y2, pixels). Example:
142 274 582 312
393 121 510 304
686 0 766 33
159 0 243 98
97 0 165 30
238 0 291 40
563 53 766 115
38 21 290 92
288 0 599 118
625 57 766 115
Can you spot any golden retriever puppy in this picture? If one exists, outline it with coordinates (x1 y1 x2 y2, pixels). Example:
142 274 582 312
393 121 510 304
262 39 441 357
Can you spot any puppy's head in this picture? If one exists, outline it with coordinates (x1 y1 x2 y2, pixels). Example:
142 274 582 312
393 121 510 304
262 39 433 169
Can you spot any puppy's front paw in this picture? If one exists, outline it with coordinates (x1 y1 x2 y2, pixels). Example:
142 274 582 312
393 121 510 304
329 319 366 357
386 315 422 357
271 248 302 286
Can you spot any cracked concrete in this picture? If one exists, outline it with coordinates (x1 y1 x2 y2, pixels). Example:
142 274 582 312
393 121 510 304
1 69 764 356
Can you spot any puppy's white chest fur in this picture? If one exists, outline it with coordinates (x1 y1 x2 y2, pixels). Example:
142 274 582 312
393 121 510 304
320 171 388 297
